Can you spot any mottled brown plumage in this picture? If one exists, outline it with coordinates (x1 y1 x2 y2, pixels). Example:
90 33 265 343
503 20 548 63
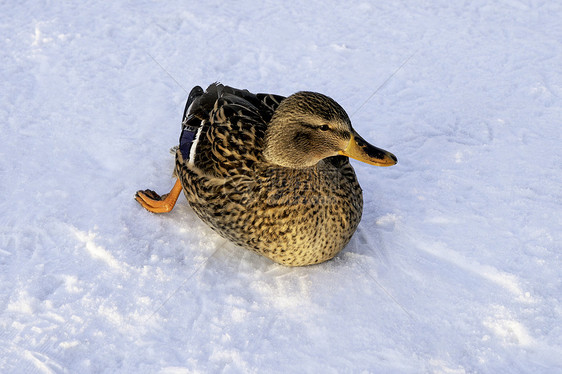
136 83 397 266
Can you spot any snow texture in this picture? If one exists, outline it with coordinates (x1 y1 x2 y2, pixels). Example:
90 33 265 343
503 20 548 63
1 1 561 373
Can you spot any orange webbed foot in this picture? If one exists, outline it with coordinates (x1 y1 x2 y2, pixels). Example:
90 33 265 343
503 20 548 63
135 179 182 213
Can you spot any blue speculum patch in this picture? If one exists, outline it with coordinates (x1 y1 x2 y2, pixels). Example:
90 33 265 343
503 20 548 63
179 125 198 160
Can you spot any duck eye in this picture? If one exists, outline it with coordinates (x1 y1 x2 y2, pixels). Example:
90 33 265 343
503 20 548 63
320 125 330 131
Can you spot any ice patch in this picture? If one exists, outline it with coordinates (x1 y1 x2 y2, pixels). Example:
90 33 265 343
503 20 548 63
59 340 80 349
73 228 123 271
62 275 83 294
375 213 400 231
7 290 35 314
484 306 535 347
23 350 63 374
429 359 466 374
159 367 192 374
418 241 525 297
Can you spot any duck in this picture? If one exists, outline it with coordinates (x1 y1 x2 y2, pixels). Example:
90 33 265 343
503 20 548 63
135 83 397 266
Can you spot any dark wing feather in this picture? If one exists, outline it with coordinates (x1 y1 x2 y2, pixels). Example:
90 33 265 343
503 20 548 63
181 83 286 177
256 92 285 114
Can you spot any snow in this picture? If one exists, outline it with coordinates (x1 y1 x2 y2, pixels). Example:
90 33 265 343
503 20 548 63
1 0 561 372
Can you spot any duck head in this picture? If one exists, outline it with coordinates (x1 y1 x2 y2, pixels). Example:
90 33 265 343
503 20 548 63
263 91 398 168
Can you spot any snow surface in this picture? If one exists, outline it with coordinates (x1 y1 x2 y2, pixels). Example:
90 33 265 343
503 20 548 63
1 0 561 373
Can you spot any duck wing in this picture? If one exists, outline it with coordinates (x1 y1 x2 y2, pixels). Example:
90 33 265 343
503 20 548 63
179 83 285 177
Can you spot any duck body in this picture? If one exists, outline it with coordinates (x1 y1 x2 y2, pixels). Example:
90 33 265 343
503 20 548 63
136 83 397 266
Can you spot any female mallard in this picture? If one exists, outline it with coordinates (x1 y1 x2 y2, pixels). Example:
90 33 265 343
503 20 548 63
136 83 397 266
